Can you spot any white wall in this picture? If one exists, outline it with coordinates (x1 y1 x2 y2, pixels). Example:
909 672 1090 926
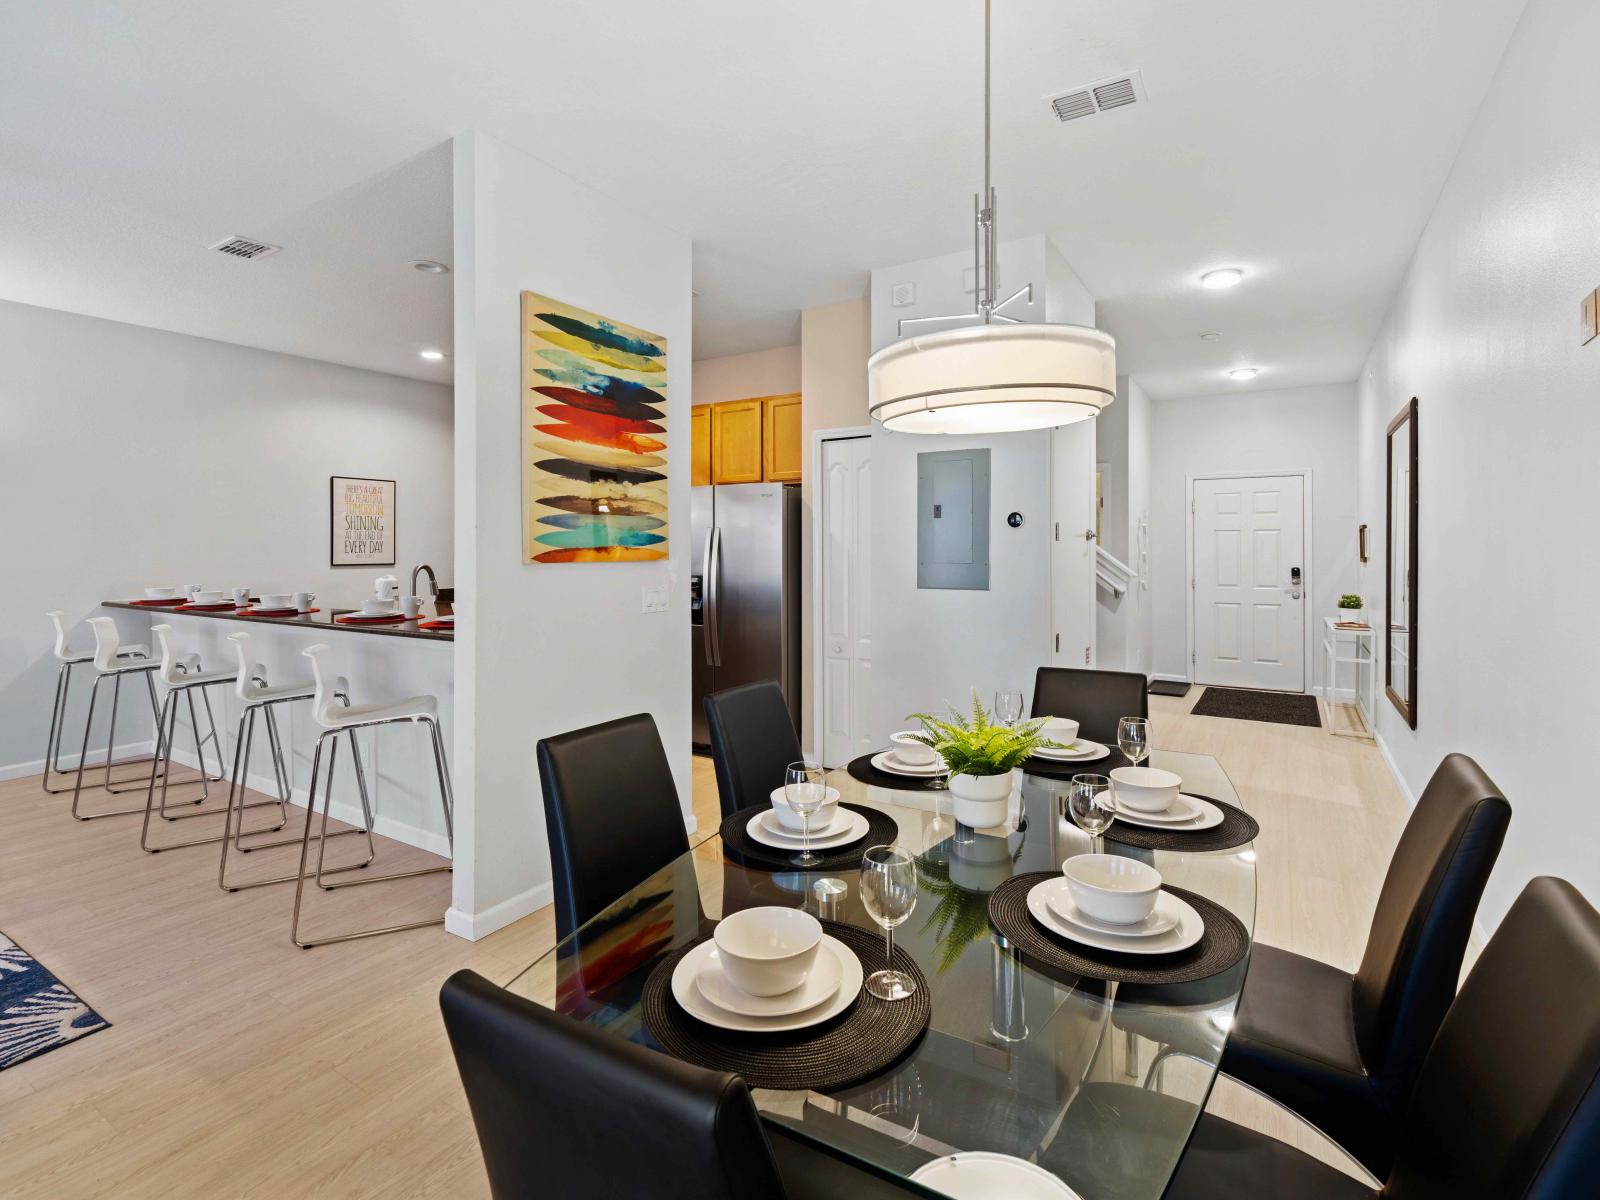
450 130 692 939
1150 383 1359 691
0 299 453 777
1096 375 1153 674
692 344 800 407
1356 0 1600 927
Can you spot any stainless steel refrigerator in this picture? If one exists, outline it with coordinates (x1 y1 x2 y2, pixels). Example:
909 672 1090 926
691 482 801 750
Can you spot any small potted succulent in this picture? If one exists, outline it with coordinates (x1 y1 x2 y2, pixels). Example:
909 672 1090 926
907 692 1053 827
1337 593 1365 625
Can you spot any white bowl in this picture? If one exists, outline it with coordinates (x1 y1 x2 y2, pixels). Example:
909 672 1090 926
1109 765 1183 813
361 599 397 616
1040 716 1080 746
889 730 939 767
189 590 225 605
257 593 293 609
769 786 840 832
1061 854 1163 925
144 587 177 600
712 907 822 997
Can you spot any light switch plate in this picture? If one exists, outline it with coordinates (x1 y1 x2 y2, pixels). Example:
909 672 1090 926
641 584 669 613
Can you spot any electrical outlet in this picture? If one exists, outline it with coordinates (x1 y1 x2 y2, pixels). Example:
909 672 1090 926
641 584 669 613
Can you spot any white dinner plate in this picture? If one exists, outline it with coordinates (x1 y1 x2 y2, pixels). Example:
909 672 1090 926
745 809 869 852
1109 793 1224 831
910 1153 1081 1200
694 942 844 1017
1045 886 1180 938
1026 879 1204 955
757 808 853 842
870 750 947 778
670 934 862 1032
1033 739 1110 763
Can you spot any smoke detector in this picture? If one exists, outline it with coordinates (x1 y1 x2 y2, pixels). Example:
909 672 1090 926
1043 70 1146 123
208 235 281 260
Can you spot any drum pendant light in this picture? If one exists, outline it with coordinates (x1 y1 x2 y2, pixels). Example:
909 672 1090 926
867 0 1116 435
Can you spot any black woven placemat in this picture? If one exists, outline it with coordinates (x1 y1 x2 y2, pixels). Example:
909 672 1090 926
640 920 930 1091
720 803 899 872
1105 793 1259 853
1021 747 1133 780
845 752 948 792
988 872 1249 984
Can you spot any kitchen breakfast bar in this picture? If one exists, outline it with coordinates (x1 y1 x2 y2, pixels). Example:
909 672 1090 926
97 599 455 858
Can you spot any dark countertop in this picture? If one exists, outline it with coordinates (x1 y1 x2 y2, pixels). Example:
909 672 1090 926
103 601 454 642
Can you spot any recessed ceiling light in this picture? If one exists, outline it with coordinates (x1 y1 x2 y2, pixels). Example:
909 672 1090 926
1200 268 1245 289
1228 367 1259 381
1199 331 1222 342
410 259 450 275
419 349 447 361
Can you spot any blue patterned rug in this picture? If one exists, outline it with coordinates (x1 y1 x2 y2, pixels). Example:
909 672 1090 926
0 932 110 1070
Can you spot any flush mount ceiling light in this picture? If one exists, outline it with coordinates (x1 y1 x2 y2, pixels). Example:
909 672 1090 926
410 259 450 274
867 0 1115 435
1200 267 1245 289
1228 367 1259 381
419 349 447 361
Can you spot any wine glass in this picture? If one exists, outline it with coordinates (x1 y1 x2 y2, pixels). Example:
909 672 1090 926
860 845 918 1001
1118 716 1150 768
994 690 1024 728
1066 773 1115 854
784 760 828 867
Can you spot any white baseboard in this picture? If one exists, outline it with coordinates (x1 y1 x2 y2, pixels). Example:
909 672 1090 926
1312 686 1357 701
1 739 158 783
1372 730 1417 808
446 881 553 942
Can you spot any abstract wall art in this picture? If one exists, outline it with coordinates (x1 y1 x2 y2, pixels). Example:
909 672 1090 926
521 291 669 563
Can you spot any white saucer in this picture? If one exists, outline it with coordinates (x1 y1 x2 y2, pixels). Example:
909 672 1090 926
1033 739 1111 763
1110 793 1224 831
670 935 862 1032
745 809 869 852
870 750 946 777
694 942 844 1017
1045 886 1180 938
1027 879 1204 955
910 1153 1081 1200
757 807 852 842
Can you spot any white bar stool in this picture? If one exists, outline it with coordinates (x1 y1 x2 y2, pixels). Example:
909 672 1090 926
136 624 238 852
44 611 154 795
290 643 454 948
217 630 376 891
70 617 176 820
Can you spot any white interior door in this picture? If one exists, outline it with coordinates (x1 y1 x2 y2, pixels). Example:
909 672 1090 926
821 436 873 767
1192 474 1305 691
1050 422 1098 668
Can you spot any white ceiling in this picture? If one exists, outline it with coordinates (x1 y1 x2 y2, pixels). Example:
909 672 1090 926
1 0 1527 396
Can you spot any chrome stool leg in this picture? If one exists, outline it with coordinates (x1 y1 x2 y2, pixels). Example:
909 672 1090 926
41 661 73 793
71 667 168 820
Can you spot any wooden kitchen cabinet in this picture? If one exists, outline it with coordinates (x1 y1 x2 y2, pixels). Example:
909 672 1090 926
762 392 803 482
710 398 764 483
690 404 711 486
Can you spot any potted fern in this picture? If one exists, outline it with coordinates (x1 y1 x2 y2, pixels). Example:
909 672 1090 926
907 692 1052 827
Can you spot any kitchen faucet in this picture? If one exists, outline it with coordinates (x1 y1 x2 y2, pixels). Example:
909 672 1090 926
410 563 438 599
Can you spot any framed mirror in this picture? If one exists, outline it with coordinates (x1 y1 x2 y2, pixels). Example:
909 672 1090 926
1385 398 1418 727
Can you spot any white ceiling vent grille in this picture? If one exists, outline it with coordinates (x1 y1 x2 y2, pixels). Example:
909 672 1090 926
208 235 281 260
1044 70 1146 123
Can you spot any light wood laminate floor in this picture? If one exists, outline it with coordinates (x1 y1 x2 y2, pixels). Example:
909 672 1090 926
0 692 1408 1196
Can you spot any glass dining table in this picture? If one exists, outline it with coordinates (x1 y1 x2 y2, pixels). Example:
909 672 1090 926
505 749 1257 1199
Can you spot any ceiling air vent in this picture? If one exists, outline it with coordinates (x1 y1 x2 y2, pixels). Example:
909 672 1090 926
1044 70 1146 123
208 235 281 260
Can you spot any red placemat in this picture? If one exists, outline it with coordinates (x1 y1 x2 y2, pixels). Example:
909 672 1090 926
335 613 407 625
417 618 454 630
128 597 186 607
177 603 238 611
244 607 319 616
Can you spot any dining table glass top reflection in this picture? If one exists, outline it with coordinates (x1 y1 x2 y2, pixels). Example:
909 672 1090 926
504 749 1257 1200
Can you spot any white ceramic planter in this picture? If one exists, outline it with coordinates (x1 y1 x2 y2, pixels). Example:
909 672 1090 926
949 771 1014 828
949 829 1015 891
1338 607 1364 625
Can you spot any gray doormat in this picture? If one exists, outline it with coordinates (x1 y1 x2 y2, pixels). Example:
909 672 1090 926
1191 686 1321 727
1147 680 1191 698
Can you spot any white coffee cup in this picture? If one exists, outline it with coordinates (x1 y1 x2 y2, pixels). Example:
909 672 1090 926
231 588 250 608
400 595 422 620
293 592 316 613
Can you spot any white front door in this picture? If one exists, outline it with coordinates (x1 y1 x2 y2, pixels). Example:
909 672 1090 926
821 435 873 767
1192 474 1305 691
1050 421 1098 669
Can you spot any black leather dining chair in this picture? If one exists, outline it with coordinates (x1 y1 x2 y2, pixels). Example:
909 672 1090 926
537 713 690 942
1051 876 1600 1200
704 680 802 821
1029 666 1148 746
440 969 913 1199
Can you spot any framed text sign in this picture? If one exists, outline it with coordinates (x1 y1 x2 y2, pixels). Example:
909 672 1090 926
330 476 396 566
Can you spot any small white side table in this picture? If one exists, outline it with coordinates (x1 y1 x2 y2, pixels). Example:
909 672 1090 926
1321 617 1375 740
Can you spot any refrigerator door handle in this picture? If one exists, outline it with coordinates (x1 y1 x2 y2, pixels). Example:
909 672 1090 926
706 526 723 668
